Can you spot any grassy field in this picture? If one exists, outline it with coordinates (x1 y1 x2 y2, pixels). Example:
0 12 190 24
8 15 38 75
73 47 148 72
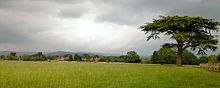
0 61 220 88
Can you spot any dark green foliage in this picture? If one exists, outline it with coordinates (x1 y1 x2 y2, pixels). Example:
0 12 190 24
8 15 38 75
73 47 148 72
101 56 124 62
46 56 57 60
64 54 73 61
124 51 141 63
93 55 100 58
2 52 48 61
32 52 43 57
20 55 32 61
7 52 17 60
151 51 159 64
82 53 91 61
101 51 141 63
198 56 209 63
182 50 198 65
69 55 73 61
151 47 198 65
208 55 218 63
31 52 46 61
217 54 220 63
10 52 16 56
0 55 5 60
151 48 176 64
140 16 219 65
74 53 82 61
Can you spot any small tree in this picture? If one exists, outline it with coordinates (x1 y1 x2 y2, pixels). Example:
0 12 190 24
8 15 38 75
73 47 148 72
32 52 46 61
69 55 73 61
208 54 218 63
140 16 219 66
8 52 17 60
124 51 140 63
182 50 198 65
74 53 82 61
151 48 176 64
151 47 198 65
0 55 5 60
82 53 91 61
10 52 16 56
21 55 32 61
151 51 159 64
198 56 209 64
64 54 73 61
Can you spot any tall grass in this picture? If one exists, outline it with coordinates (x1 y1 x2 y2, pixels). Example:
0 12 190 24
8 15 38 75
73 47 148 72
0 61 220 88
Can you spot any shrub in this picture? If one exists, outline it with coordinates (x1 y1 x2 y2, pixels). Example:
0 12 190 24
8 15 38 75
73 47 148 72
208 55 218 63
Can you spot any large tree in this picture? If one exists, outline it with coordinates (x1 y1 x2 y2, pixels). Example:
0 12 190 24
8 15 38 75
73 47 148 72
140 16 219 66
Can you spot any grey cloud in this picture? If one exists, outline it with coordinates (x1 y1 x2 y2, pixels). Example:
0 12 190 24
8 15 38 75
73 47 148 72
59 7 85 18
0 8 58 44
47 0 87 4
94 0 162 25
167 0 220 21
2 0 219 25
94 0 220 25
0 0 219 56
0 29 29 43
58 4 89 18
0 0 58 15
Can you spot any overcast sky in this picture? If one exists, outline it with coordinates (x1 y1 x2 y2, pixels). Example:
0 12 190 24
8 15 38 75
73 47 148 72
0 0 219 56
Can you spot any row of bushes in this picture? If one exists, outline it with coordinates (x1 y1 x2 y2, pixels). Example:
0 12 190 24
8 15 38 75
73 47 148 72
101 51 142 63
0 52 56 61
151 48 220 65
0 51 142 63
2 50 218 65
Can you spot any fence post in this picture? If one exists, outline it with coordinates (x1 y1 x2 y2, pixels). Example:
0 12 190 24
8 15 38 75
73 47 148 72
217 63 219 72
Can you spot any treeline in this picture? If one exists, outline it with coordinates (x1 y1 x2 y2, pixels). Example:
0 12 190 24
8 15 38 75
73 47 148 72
1 49 219 65
151 48 220 65
101 51 142 63
0 51 142 63
0 52 55 61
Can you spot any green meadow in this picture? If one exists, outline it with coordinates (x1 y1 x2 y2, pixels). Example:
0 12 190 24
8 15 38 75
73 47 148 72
0 61 220 88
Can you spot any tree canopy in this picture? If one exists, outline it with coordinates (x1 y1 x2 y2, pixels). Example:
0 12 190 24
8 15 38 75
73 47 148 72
124 51 141 63
140 16 219 66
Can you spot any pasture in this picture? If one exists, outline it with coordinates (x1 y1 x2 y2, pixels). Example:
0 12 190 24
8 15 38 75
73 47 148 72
0 61 220 88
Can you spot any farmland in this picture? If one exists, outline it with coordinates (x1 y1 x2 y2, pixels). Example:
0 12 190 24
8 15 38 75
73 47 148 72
0 61 220 88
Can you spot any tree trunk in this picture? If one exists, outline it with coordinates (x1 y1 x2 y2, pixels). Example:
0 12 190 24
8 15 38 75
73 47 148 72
176 44 183 66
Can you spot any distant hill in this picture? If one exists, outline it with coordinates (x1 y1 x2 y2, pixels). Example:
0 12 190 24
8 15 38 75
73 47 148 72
46 51 74 56
0 51 11 56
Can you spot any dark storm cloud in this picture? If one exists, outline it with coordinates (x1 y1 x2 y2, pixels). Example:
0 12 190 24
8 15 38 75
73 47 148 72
167 0 220 20
0 0 57 14
0 1 58 44
1 0 220 25
93 0 220 25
